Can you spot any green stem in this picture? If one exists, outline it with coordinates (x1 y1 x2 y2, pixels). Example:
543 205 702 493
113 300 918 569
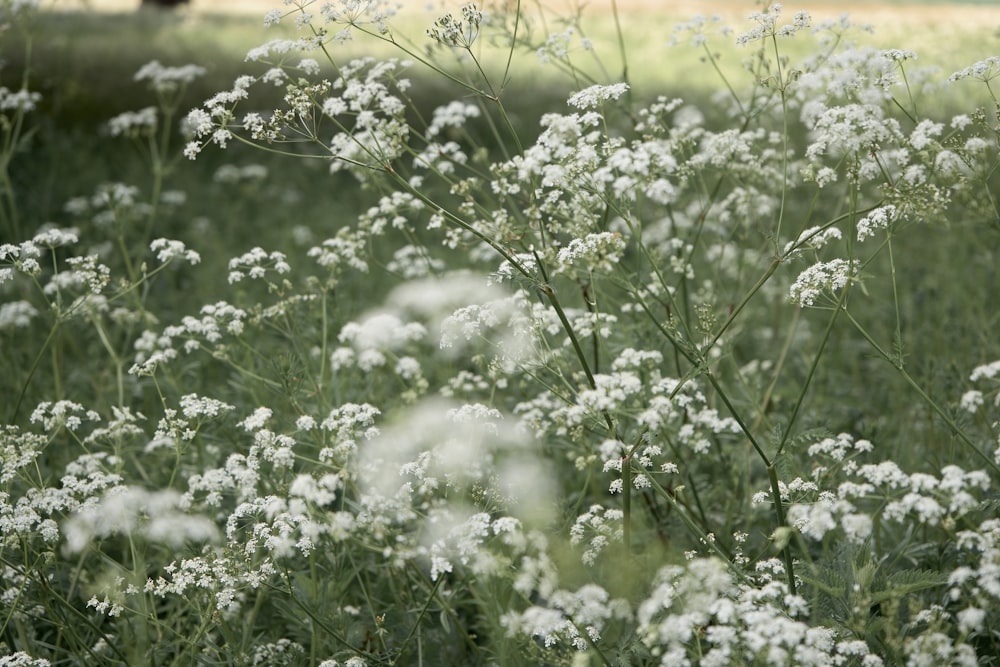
623 451 632 554
705 372 770 467
391 573 443 665
887 236 905 366
702 258 782 360
539 283 596 391
609 0 629 86
841 307 1000 474
643 471 752 585
271 573 365 656
91 316 125 407
10 319 61 423
775 287 848 458
500 0 521 92
750 306 800 433
701 43 746 117
766 464 797 596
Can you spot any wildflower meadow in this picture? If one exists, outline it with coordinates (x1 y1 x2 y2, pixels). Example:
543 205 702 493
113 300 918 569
2 0 1000 664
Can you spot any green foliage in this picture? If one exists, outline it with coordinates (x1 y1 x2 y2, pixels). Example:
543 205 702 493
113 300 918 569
2 1 1000 665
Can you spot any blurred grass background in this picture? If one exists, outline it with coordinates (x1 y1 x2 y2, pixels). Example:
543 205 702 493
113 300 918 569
3 0 997 251
7 1 1000 127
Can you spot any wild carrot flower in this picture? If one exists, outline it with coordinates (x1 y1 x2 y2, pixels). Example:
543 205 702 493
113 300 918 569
788 259 856 306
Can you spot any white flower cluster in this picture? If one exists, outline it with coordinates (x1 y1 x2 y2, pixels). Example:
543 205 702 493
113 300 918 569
782 225 842 256
535 27 592 66
333 312 427 372
307 229 370 276
0 85 41 113
134 60 206 94
319 402 381 461
426 3 483 48
107 106 157 138
227 247 290 283
950 56 1000 82
633 557 885 667
151 238 201 265
63 486 219 554
805 104 903 163
554 232 626 275
129 301 248 375
310 0 399 34
183 74 257 158
788 259 856 307
569 503 624 565
736 4 811 46
566 83 630 110
855 205 897 242
502 583 631 651
783 426 991 545
0 300 37 330
426 100 481 138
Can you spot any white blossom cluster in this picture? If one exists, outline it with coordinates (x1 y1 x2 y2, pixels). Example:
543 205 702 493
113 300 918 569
638 559 827 666
788 259 856 307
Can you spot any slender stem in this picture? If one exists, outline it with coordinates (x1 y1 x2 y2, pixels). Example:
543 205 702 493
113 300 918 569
319 285 329 394
766 464 797 595
392 574 443 665
774 90 789 251
705 372 770 468
887 236 905 366
750 306 800 433
701 43 746 117
500 0 521 92
91 317 125 407
775 288 848 458
540 283 596 390
271 573 365 655
10 319 61 423
897 62 918 122
623 451 632 554
643 471 753 586
609 0 629 87
841 307 1000 474
702 258 782 357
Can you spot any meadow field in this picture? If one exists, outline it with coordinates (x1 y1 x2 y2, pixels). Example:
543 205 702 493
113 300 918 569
2 0 1000 665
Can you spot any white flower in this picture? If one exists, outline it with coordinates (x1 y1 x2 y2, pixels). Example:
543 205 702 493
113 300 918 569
555 232 626 274
0 86 42 112
857 204 896 241
0 300 38 330
227 247 290 283
427 100 481 137
957 606 986 633
783 225 842 255
63 487 218 554
134 61 206 93
960 390 984 414
788 259 856 306
970 360 1000 382
151 238 201 265
239 407 273 432
950 56 1000 82
107 106 157 137
338 312 426 351
567 83 630 109
909 119 943 150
